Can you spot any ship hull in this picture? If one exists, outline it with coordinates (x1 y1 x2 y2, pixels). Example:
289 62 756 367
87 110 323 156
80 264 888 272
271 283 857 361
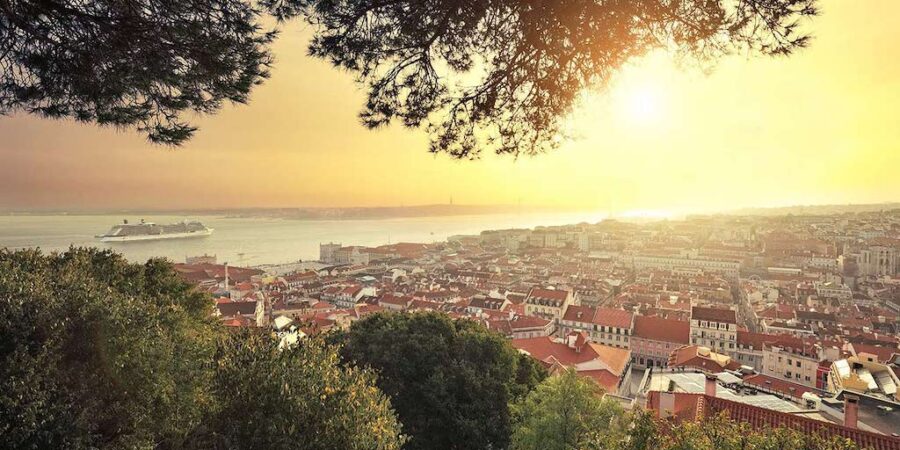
98 228 214 242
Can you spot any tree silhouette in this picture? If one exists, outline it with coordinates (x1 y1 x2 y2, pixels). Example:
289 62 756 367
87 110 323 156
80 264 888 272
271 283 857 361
3 0 817 155
272 0 817 158
0 0 275 144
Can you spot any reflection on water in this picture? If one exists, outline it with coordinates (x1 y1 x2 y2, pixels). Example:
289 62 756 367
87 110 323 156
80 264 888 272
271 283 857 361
0 212 606 265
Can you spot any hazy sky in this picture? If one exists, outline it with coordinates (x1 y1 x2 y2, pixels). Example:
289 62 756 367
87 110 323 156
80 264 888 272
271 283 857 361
1 0 898 214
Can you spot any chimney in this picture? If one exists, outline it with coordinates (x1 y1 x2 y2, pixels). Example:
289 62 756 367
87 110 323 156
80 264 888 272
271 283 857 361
705 374 717 398
844 394 859 429
659 380 676 418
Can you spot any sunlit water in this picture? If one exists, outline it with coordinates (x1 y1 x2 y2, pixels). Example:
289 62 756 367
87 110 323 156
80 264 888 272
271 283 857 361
0 212 606 266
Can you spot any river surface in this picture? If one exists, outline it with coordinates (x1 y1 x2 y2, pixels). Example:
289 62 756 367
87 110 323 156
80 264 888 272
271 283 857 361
0 212 605 265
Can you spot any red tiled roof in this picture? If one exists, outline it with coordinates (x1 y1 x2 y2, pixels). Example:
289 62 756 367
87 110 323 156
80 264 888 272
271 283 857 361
691 306 737 324
633 316 690 344
646 392 900 450
668 345 741 373
592 307 634 329
742 373 820 398
527 287 570 301
562 305 596 322
737 331 779 350
512 336 630 375
510 315 552 330
851 343 899 363
579 369 622 393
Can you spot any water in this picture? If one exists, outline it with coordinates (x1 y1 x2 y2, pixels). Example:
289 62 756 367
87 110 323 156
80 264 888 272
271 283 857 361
0 212 605 266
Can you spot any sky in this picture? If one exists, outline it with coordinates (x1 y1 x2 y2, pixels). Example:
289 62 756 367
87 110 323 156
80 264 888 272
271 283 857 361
1 0 898 215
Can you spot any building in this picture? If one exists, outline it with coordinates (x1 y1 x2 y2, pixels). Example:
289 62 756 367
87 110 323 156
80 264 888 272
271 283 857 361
668 345 742 373
524 287 576 322
512 331 631 393
319 242 341 264
858 243 900 277
631 254 740 279
689 306 738 353
829 356 900 402
761 337 838 389
630 316 690 369
558 305 634 349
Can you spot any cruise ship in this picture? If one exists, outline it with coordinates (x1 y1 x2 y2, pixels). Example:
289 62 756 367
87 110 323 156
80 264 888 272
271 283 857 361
96 219 214 242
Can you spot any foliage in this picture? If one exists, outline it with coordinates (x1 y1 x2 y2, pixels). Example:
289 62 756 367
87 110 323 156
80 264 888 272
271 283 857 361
269 0 819 158
510 368 623 450
0 247 217 449
0 248 406 450
584 409 861 450
509 373 860 450
335 311 546 450
0 0 275 144
657 412 860 450
187 329 406 450
4 0 817 154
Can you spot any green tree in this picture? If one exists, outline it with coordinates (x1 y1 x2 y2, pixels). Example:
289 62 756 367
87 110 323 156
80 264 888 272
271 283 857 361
0 248 407 450
335 311 546 450
0 248 217 449
606 411 860 450
189 330 406 450
510 369 623 450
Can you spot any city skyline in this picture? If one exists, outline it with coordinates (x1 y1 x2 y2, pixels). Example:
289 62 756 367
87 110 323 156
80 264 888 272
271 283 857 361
1 0 899 213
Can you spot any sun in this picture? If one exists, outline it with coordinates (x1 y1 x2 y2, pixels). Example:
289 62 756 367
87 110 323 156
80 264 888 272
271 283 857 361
616 82 666 125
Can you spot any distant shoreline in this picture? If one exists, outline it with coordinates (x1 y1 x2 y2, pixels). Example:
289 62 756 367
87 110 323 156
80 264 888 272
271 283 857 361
0 204 590 221
2 201 898 220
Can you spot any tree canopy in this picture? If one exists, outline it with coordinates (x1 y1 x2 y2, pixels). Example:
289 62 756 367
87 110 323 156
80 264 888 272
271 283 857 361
188 329 406 450
0 247 217 448
510 368 624 450
0 0 274 145
334 311 547 450
2 0 817 155
0 248 405 450
509 374 861 450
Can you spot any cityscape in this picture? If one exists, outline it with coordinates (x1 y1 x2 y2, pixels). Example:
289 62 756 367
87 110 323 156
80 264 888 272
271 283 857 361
3 0 900 448
194 208 900 444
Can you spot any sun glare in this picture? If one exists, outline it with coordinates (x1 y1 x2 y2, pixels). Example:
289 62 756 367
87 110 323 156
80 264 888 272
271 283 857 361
616 82 666 125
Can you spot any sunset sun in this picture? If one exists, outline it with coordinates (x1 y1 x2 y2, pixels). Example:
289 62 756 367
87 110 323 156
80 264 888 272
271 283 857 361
614 80 667 125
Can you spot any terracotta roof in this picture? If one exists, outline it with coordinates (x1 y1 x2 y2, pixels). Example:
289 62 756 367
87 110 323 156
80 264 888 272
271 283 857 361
737 331 778 350
850 343 899 363
742 373 821 398
509 315 552 330
579 369 622 392
647 392 900 450
691 306 737 324
527 287 570 301
562 305 596 322
633 316 690 344
592 307 634 329
668 345 741 373
512 336 630 376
